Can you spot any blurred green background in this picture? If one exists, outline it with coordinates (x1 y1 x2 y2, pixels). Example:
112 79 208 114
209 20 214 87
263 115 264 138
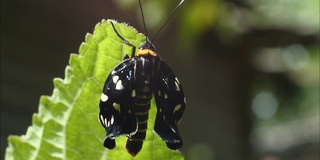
1 0 319 159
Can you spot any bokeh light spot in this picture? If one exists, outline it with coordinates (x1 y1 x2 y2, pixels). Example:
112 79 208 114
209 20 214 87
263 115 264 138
251 92 278 119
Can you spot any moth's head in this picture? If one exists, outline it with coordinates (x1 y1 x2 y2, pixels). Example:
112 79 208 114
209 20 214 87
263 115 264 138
136 41 157 57
139 38 156 51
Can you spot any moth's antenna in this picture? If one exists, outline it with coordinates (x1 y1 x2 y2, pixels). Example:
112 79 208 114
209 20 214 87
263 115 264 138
138 0 148 40
151 0 184 43
110 21 136 57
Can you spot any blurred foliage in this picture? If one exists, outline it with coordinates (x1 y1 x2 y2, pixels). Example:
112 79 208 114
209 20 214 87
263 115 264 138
248 0 319 34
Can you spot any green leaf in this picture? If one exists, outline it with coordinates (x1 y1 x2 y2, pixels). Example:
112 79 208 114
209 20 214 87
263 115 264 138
5 19 184 160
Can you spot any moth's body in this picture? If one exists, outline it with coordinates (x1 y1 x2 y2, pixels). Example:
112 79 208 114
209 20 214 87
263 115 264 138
99 0 186 154
99 37 186 156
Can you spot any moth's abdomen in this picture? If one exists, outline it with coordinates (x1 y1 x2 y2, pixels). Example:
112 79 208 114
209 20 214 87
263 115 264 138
126 57 154 156
125 102 150 156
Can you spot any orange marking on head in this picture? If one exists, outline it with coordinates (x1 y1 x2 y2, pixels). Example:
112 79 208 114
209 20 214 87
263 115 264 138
135 49 157 57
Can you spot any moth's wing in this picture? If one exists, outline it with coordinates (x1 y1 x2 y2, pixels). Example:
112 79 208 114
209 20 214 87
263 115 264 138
154 60 186 150
99 59 137 149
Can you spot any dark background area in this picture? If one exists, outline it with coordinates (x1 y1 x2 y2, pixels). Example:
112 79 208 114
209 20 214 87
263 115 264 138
1 0 319 160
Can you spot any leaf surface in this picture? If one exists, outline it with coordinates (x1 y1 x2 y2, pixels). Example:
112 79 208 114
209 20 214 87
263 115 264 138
5 19 183 160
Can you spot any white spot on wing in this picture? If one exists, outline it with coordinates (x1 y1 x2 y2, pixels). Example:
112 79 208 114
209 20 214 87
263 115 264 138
99 115 105 125
113 103 121 113
175 81 180 91
104 118 108 128
164 93 168 99
100 93 109 102
115 80 124 90
110 115 114 125
132 90 136 97
175 77 180 84
184 97 187 104
134 61 137 80
112 75 119 83
173 104 182 113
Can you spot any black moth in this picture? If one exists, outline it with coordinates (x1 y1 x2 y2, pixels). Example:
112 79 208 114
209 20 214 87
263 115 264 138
99 0 185 157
